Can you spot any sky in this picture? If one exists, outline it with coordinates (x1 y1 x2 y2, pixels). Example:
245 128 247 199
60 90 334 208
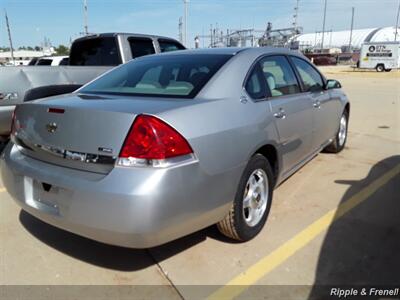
1 0 399 48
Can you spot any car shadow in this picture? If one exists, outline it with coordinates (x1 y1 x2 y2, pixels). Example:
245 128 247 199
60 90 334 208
309 155 400 299
19 210 236 271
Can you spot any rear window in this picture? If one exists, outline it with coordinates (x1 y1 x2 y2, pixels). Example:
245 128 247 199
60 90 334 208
158 39 185 52
80 54 232 98
129 37 156 59
69 37 121 66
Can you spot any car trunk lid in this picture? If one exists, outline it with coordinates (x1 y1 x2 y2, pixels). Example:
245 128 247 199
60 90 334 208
12 93 192 174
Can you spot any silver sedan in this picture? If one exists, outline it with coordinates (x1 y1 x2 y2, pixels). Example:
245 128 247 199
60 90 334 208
1 48 349 248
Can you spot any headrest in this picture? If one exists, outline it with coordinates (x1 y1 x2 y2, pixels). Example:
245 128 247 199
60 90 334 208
264 72 276 90
189 72 207 86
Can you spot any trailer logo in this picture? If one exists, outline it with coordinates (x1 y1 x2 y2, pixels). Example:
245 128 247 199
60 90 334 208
46 122 58 133
367 45 392 57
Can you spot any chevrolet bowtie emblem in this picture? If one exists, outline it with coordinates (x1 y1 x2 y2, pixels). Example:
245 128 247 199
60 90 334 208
46 122 58 133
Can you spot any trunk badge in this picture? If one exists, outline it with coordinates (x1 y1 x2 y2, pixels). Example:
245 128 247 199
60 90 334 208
98 147 113 154
46 122 58 133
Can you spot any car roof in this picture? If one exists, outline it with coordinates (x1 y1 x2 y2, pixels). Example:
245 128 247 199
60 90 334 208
155 47 300 57
73 32 182 43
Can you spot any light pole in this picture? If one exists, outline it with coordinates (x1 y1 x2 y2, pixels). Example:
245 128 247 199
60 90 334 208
183 0 189 47
395 0 400 41
348 7 355 52
321 0 327 50
4 10 15 65
83 0 89 35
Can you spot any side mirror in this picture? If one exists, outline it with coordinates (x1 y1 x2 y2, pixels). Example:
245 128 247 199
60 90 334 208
325 79 342 90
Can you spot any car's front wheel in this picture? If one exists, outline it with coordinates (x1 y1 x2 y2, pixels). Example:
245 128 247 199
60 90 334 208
324 110 349 153
217 154 273 241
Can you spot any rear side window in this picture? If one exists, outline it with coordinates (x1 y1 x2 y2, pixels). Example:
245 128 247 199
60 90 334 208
260 56 300 97
290 57 324 92
69 37 121 66
245 64 267 100
129 37 156 59
80 54 232 99
158 39 185 53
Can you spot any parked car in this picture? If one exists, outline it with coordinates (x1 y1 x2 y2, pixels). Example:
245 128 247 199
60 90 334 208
35 56 69 66
1 47 350 248
304 54 337 66
0 33 185 141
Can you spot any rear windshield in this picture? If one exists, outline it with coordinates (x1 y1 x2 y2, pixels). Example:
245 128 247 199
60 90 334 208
69 37 121 66
79 54 232 98
159 39 185 52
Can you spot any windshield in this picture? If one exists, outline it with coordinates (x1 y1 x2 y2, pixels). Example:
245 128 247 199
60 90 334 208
79 54 232 98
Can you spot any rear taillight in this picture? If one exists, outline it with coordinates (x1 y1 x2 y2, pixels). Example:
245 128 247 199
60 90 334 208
118 115 193 167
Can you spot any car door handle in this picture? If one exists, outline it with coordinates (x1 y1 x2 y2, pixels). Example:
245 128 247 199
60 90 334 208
274 109 286 119
313 100 321 109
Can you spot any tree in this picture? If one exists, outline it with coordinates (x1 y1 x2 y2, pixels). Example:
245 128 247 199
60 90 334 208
34 46 41 51
55 45 69 56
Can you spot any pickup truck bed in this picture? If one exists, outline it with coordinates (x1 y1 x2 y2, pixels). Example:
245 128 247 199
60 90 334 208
0 32 185 137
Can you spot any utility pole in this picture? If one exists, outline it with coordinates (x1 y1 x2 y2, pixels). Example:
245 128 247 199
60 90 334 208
292 0 300 33
348 7 355 52
321 0 327 49
4 10 15 65
83 0 89 35
395 0 400 41
183 0 189 47
178 17 183 43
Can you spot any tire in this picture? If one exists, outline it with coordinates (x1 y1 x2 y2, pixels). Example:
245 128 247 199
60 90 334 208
217 154 274 242
376 64 385 72
385 69 392 72
324 110 349 153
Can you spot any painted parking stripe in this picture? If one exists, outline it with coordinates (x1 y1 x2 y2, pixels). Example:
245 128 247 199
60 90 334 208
208 164 400 300
0 188 6 192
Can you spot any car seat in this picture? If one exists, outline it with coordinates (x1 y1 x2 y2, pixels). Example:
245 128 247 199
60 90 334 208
264 72 283 97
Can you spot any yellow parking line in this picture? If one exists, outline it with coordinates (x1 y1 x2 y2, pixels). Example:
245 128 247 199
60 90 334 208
208 164 400 300
0 188 6 193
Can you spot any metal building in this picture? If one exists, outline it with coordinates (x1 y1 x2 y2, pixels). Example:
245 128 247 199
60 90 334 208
290 26 400 50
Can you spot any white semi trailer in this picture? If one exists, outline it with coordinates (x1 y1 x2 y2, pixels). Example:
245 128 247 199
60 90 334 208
359 42 400 72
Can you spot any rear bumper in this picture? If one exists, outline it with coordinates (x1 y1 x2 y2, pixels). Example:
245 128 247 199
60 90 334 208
1 143 239 248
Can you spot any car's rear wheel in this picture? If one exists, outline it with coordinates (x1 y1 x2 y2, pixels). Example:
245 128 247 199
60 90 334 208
324 110 349 153
217 154 273 241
